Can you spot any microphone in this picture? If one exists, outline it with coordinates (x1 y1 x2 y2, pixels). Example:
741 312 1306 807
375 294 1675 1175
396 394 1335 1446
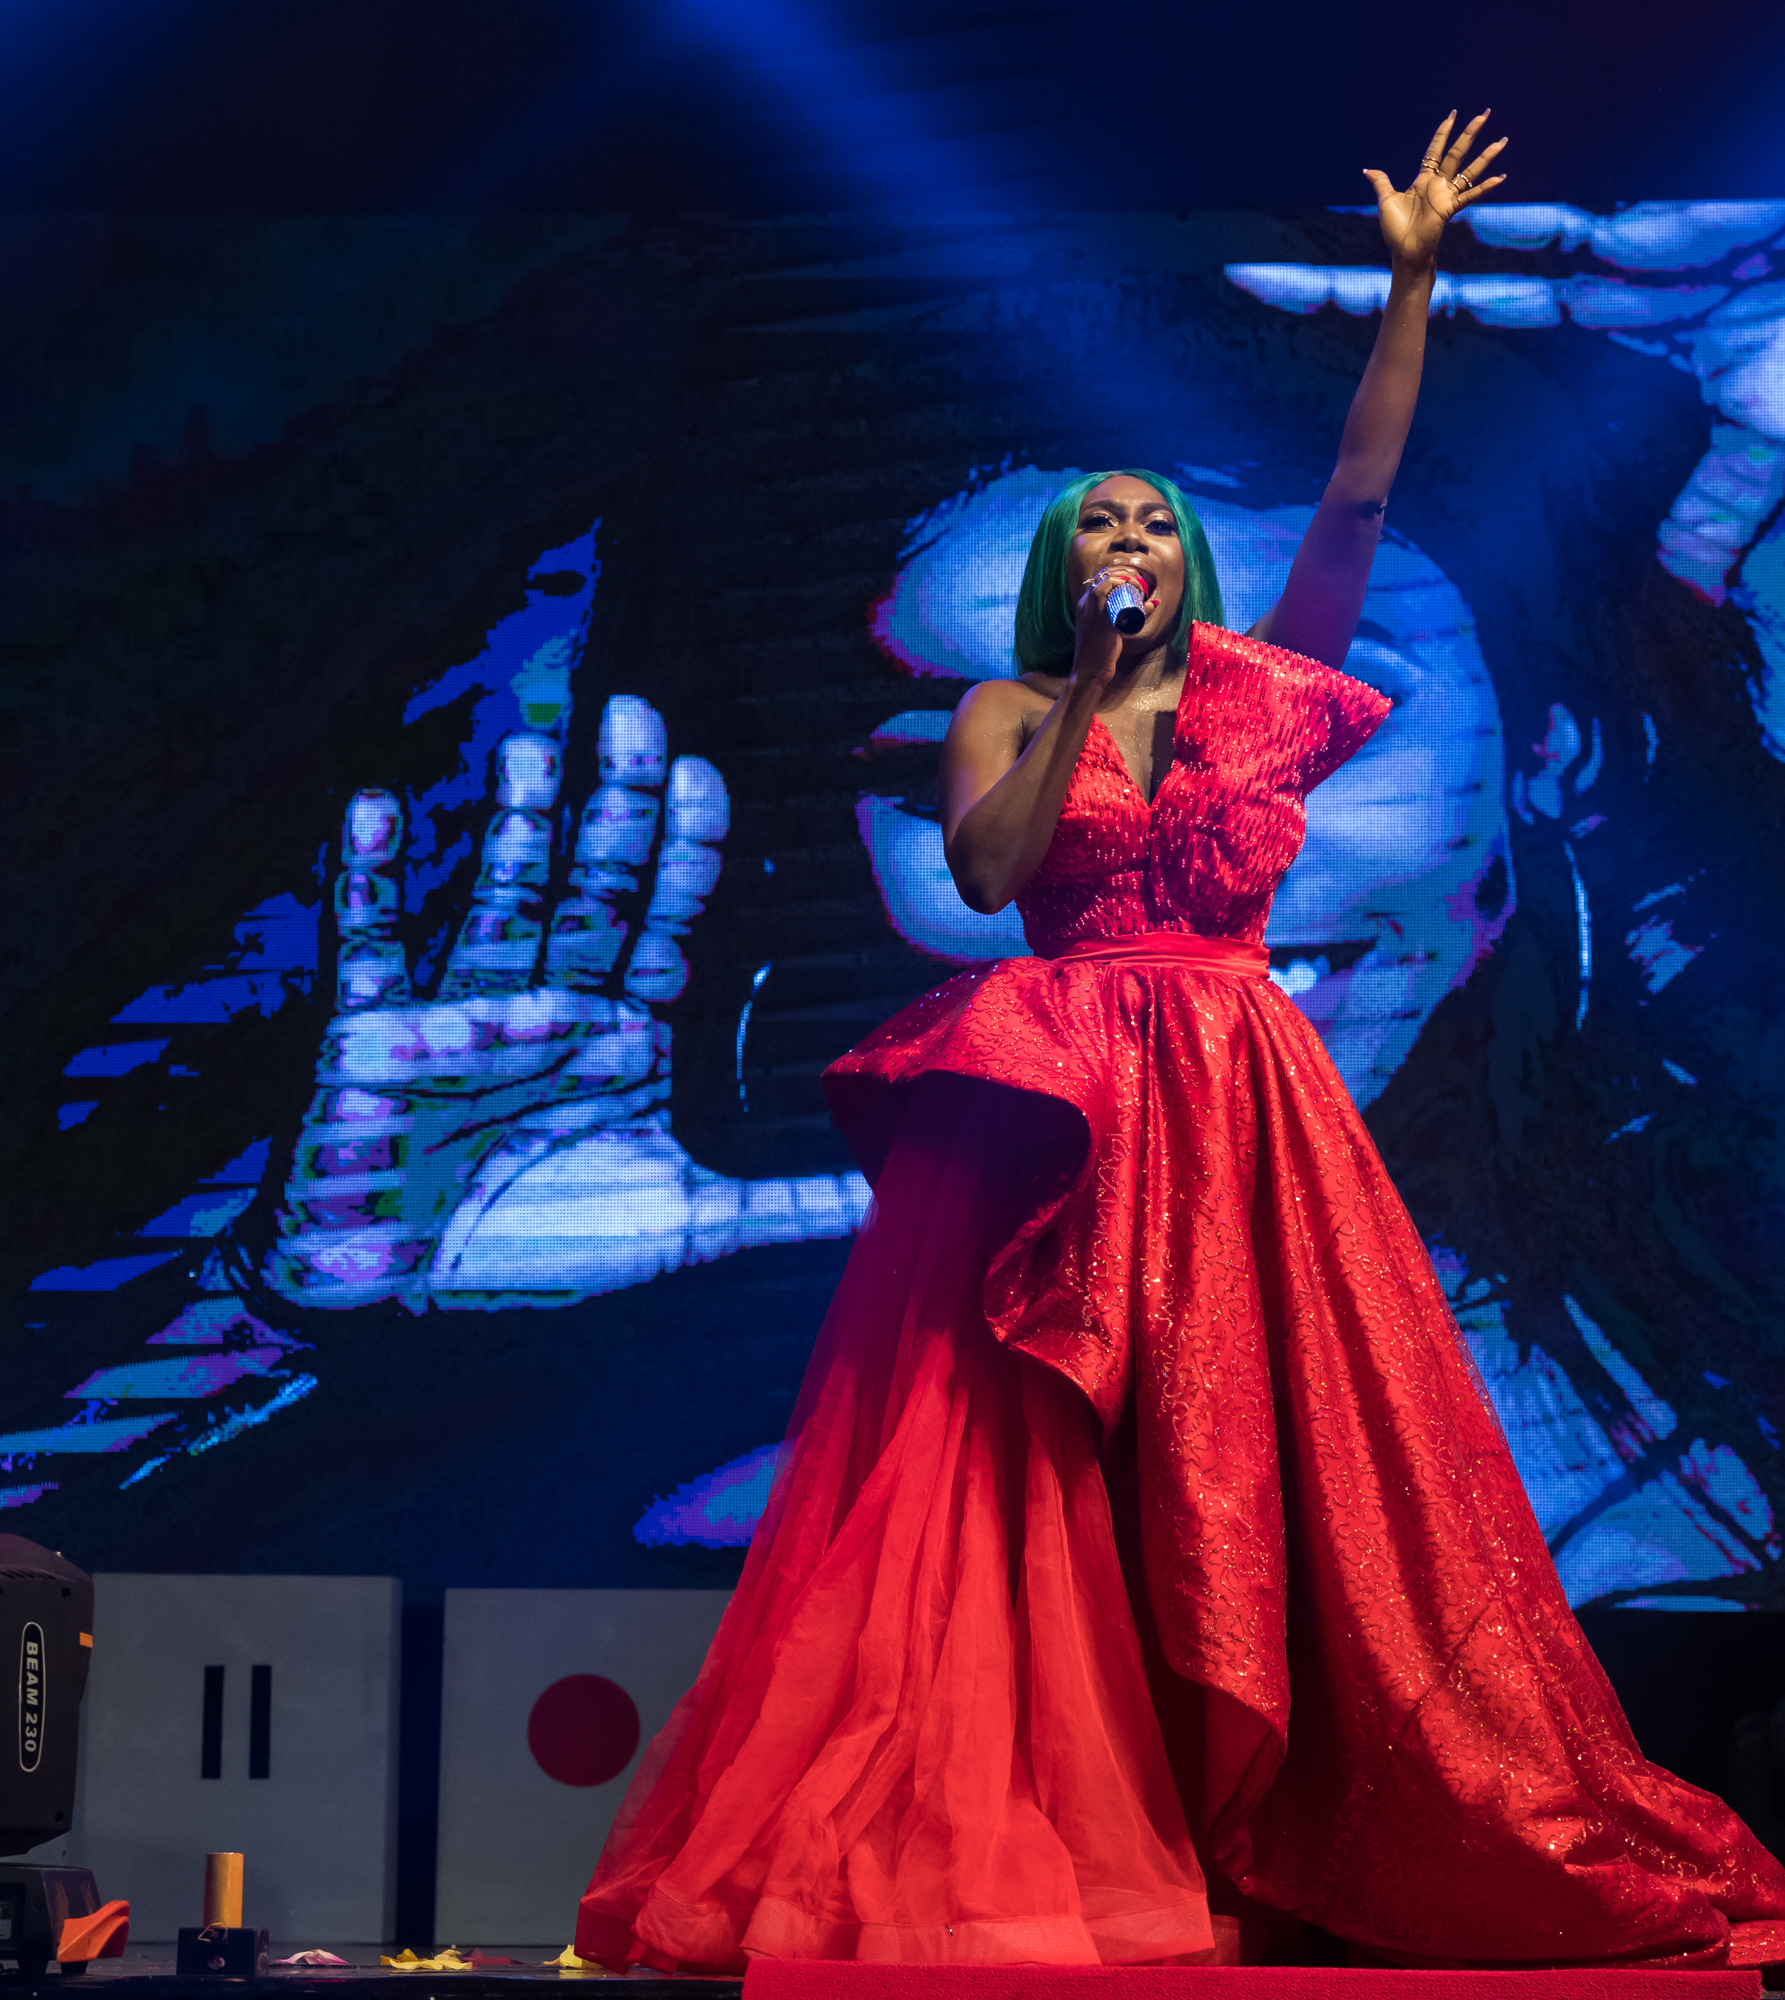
1105 577 1147 635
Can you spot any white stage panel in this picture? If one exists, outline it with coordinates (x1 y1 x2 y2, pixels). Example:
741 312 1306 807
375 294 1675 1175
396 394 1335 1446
64 1574 400 1942
435 1588 729 1945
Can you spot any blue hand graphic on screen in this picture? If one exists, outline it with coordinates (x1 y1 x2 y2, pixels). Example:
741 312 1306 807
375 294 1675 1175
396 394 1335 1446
270 696 869 1310
1228 201 1785 759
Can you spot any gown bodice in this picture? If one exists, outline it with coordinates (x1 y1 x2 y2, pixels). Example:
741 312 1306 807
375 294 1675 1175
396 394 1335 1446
1014 622 1391 957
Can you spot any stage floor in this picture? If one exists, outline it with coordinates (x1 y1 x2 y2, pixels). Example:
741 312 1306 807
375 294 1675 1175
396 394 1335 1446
8 1950 1777 2000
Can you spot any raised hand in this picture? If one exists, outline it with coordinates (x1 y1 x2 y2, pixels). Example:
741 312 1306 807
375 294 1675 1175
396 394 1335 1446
1228 200 1785 760
1366 111 1508 270
272 696 868 1310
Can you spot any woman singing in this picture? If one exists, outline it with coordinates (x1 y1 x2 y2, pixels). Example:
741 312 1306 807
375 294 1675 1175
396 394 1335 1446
576 114 1785 1971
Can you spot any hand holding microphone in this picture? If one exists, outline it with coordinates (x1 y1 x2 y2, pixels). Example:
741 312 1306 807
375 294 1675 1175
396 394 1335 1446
1072 564 1159 686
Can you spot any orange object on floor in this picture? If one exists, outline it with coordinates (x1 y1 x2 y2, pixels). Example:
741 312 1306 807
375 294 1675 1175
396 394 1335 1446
58 1900 129 1962
203 1852 244 1929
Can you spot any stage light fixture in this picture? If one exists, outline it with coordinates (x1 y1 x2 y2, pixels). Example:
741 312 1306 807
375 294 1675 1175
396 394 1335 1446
0 1536 103 1978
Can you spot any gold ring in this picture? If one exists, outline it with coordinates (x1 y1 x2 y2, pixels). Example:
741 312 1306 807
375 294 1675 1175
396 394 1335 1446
1455 170 1474 191
1421 157 1441 172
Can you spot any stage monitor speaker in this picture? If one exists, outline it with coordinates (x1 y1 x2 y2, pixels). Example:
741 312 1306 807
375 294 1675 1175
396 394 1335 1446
0 1538 93 1857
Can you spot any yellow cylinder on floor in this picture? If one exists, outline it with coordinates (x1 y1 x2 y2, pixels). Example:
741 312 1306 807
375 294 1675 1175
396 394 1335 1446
202 1852 244 1929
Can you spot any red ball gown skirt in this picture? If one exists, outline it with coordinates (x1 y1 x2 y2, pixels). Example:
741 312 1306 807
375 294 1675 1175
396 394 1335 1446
575 935 1785 1971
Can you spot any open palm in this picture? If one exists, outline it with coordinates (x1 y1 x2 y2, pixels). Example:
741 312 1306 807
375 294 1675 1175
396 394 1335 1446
1368 111 1507 268
270 695 869 1310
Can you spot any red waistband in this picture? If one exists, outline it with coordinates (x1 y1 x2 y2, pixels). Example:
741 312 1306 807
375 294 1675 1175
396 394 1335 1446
1045 932 1270 978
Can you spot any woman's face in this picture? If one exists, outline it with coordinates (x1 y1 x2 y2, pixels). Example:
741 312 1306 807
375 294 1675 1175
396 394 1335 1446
1063 476 1185 656
864 468 1512 1109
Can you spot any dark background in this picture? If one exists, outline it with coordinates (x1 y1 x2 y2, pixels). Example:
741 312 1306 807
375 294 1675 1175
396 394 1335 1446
3 0 1784 217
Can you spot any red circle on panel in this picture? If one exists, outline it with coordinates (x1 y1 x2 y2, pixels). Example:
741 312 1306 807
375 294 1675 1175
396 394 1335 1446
527 1674 641 1787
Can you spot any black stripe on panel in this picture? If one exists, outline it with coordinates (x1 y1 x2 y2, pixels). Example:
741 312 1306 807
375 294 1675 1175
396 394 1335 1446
248 1664 271 1780
200 1665 224 1780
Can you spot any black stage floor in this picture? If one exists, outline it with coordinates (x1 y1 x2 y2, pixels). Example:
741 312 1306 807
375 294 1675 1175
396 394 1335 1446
4 1948 739 1998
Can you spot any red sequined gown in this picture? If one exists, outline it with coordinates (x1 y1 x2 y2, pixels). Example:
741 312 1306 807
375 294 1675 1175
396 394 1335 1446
577 624 1785 1971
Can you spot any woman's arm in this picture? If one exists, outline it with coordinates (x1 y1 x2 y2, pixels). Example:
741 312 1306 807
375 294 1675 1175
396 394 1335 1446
941 569 1133 912
1254 111 1507 669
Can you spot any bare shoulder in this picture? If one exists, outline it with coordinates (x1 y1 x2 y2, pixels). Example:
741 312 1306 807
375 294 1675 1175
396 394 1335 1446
947 674 1060 753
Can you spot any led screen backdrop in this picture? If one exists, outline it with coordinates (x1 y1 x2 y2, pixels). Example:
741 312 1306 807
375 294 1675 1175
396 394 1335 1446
5 205 1785 1610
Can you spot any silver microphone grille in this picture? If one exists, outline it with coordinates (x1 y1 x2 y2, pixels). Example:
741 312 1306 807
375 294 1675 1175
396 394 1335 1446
1105 580 1147 635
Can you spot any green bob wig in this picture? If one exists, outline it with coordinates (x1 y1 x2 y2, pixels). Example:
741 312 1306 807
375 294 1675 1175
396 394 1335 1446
1011 470 1223 674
